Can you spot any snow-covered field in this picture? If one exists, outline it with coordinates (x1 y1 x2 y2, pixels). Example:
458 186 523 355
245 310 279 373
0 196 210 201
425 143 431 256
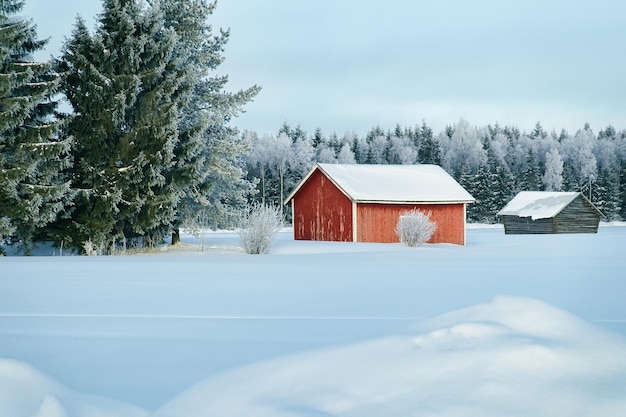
1 224 626 416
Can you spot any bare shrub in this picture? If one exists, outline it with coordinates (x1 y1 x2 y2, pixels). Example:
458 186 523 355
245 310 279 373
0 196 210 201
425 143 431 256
82 239 100 256
395 209 437 247
183 210 213 252
238 203 283 254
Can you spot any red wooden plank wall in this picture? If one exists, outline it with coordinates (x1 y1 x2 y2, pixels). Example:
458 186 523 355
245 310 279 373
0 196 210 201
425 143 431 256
356 203 466 245
292 169 353 241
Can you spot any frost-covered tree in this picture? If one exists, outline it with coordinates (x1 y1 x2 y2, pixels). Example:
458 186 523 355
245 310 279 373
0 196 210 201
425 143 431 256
489 132 510 172
246 132 294 212
289 132 315 178
367 134 388 164
316 145 337 163
159 0 260 242
592 131 621 219
530 121 547 140
439 119 486 178
247 132 275 205
271 133 294 213
388 134 417 165
0 0 72 252
562 126 597 197
57 0 182 251
351 133 369 164
542 148 564 191
336 142 356 164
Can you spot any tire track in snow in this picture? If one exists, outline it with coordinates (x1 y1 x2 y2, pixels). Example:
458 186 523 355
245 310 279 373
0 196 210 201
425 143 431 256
0 313 425 321
0 313 624 324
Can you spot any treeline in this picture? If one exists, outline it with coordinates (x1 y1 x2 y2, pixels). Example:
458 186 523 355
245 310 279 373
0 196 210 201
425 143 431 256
243 120 626 223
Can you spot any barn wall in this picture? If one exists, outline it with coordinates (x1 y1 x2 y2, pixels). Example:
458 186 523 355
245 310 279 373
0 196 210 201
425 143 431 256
501 216 554 234
356 203 466 245
554 196 601 233
291 169 353 241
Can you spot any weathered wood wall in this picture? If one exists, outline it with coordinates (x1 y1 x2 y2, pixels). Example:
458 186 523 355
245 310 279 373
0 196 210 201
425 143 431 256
291 169 353 241
501 195 601 234
356 203 467 245
554 195 601 233
501 216 554 234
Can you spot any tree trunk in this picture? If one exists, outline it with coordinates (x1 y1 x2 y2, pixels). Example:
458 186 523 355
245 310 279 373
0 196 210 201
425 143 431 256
171 227 180 245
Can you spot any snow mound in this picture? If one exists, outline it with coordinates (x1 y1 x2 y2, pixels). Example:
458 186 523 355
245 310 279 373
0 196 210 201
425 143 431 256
152 296 626 417
0 359 148 417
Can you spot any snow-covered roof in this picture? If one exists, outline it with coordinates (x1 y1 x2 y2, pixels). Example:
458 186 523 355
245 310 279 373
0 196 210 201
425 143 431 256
286 163 475 204
497 191 581 220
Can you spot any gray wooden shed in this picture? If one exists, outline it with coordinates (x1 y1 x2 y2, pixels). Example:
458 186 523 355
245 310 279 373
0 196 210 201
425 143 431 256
497 191 604 234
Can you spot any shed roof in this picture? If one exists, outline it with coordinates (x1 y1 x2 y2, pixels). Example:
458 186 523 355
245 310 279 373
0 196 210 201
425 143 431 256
286 163 475 204
497 191 584 220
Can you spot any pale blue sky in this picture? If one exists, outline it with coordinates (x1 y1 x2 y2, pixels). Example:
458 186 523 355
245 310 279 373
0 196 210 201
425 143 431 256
24 0 626 136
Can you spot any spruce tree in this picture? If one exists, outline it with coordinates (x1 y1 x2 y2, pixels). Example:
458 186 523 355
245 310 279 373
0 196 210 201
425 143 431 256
522 149 541 190
312 127 324 148
0 0 72 253
159 0 260 242
417 121 440 165
594 168 620 220
58 0 181 251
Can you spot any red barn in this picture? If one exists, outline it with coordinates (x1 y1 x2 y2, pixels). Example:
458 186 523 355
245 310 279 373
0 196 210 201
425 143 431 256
285 163 475 245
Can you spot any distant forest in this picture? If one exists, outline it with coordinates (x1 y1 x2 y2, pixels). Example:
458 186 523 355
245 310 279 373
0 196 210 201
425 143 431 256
242 119 626 223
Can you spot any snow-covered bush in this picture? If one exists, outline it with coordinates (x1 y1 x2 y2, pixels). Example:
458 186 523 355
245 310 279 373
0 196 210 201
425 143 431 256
238 203 283 254
395 209 437 247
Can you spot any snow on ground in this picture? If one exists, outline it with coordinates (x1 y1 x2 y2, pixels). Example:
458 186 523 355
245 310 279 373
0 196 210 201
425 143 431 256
0 358 147 417
1 225 626 416
152 296 626 417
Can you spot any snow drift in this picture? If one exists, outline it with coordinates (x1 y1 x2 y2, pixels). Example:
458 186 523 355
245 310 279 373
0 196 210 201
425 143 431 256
152 296 626 417
0 359 147 417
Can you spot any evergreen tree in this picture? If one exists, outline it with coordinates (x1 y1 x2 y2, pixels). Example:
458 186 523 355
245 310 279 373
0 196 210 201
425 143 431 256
592 130 622 219
593 168 620 220
466 164 498 223
312 127 324 148
351 134 369 164
366 134 388 164
493 164 517 214
159 0 260 242
521 149 541 190
277 121 292 139
0 0 72 252
417 121 440 165
620 162 626 220
530 121 547 139
58 0 182 251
